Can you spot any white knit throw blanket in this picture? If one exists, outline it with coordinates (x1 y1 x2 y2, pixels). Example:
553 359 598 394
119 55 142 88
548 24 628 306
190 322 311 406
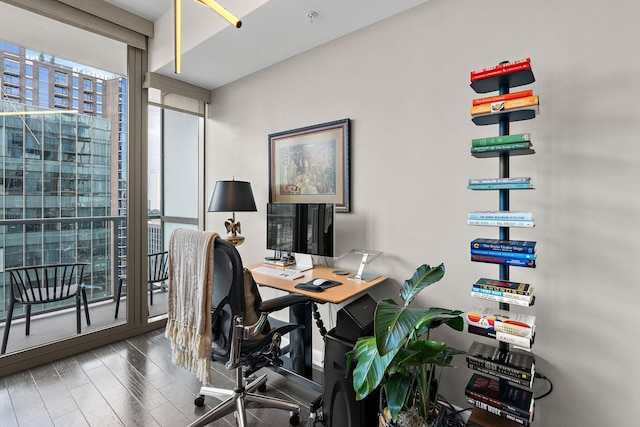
165 229 219 385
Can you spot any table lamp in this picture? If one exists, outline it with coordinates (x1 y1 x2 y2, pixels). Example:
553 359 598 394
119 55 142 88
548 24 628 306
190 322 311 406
208 179 257 246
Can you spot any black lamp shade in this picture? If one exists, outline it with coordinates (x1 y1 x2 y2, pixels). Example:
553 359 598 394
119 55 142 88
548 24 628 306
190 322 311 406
208 180 257 212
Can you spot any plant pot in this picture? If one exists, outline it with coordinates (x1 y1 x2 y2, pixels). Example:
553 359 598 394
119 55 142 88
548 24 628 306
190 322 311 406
378 390 450 427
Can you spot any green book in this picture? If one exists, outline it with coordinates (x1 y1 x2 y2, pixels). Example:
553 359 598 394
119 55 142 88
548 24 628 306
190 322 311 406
471 133 531 147
470 141 531 153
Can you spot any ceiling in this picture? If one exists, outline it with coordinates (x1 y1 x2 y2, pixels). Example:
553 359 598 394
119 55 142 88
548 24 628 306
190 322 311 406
104 0 430 90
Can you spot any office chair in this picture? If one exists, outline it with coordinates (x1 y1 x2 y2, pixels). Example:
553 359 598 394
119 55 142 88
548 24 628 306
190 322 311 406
114 251 169 318
189 238 310 427
1 263 90 354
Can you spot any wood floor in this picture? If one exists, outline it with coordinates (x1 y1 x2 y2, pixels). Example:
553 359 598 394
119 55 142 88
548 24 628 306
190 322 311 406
0 329 323 427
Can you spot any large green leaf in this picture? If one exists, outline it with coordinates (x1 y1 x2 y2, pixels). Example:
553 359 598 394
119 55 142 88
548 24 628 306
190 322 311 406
385 373 412 421
400 263 445 305
348 336 400 400
374 299 423 355
414 308 465 335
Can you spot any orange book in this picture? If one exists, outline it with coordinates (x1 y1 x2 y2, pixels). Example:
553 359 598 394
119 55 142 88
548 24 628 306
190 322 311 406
471 95 539 116
472 90 533 106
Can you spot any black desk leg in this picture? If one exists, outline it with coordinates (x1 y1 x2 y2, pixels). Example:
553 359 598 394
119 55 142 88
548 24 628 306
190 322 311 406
289 301 313 378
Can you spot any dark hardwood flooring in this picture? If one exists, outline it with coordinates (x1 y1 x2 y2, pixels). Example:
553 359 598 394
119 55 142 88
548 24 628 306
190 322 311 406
0 329 323 427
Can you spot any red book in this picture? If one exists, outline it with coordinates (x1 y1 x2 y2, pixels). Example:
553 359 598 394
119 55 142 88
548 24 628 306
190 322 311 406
470 63 532 82
470 58 531 79
472 90 533 106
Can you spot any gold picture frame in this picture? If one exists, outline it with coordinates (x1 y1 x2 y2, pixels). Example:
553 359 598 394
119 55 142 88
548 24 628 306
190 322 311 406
269 119 350 212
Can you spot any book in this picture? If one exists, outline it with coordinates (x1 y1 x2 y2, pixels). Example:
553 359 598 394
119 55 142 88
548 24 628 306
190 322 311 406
467 407 526 427
471 105 539 126
471 133 531 147
471 239 536 254
467 219 535 228
470 142 532 153
468 211 534 222
471 285 534 301
472 90 533 106
473 278 534 295
471 290 535 307
467 363 533 388
470 249 536 260
471 254 536 268
466 341 535 381
465 373 534 422
470 58 531 82
466 305 536 339
466 397 532 426
468 182 534 190
468 176 531 184
467 325 534 349
471 96 539 116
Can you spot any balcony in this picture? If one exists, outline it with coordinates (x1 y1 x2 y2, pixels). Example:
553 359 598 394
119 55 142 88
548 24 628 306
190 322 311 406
0 216 167 356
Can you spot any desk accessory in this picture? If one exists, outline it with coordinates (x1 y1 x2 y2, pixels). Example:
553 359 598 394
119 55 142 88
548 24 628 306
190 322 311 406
336 249 382 281
295 278 342 292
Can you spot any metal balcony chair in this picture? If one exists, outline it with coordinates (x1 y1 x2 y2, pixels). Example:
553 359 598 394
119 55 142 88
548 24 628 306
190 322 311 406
1 262 90 355
114 251 169 319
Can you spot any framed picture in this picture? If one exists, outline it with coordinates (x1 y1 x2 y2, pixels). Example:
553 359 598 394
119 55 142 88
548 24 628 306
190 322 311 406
269 118 351 212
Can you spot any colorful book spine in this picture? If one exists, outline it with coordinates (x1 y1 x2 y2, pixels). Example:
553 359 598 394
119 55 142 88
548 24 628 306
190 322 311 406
471 239 536 253
467 363 533 388
470 142 532 153
466 398 531 426
472 90 533 106
469 176 531 184
470 249 536 260
471 254 536 268
468 182 534 190
471 95 539 116
467 219 535 228
473 278 533 295
471 133 531 147
470 58 531 81
467 325 534 349
466 305 535 339
471 286 533 301
471 290 534 307
465 374 534 421
468 211 534 222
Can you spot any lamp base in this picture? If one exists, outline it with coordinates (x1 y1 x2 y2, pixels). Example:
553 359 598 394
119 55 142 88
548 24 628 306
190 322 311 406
226 234 245 246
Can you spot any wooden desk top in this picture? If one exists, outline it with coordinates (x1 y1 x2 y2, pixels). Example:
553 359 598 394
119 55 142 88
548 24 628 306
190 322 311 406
247 263 387 304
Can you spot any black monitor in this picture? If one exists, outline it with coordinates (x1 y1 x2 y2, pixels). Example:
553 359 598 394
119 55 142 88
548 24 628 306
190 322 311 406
266 203 335 259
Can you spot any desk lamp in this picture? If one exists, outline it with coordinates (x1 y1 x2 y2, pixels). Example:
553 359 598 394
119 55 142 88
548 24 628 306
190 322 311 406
208 179 257 246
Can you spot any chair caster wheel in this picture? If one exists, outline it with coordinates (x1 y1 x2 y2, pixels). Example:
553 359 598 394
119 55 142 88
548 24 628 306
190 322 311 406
258 383 267 392
289 412 300 425
194 395 205 407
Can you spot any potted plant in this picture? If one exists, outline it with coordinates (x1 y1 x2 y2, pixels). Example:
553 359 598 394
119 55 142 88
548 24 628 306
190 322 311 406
347 263 465 426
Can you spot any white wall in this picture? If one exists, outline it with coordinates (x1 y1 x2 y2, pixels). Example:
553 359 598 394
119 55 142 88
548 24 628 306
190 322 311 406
205 0 640 425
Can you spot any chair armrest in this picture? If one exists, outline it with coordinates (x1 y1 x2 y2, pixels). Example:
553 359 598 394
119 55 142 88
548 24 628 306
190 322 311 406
258 294 309 313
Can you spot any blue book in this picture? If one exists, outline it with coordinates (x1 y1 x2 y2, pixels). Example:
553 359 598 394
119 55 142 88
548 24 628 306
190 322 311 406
470 249 536 260
471 238 536 254
468 182 534 190
471 254 536 268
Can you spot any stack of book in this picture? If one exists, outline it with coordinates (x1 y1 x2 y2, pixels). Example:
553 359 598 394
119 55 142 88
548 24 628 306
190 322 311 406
465 373 534 426
471 277 534 307
468 177 533 191
466 305 536 349
470 133 532 156
470 238 537 268
466 340 535 388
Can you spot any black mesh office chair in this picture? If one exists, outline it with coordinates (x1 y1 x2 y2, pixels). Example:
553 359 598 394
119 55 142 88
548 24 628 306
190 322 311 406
189 238 310 427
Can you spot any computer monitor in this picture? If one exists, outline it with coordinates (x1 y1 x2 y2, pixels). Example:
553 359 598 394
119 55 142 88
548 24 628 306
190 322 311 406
266 203 335 263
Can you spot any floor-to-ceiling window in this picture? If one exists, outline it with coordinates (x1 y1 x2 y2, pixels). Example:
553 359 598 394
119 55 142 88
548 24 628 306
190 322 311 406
0 0 152 374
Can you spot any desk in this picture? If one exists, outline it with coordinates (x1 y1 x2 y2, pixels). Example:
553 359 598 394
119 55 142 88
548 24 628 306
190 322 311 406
248 263 387 378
